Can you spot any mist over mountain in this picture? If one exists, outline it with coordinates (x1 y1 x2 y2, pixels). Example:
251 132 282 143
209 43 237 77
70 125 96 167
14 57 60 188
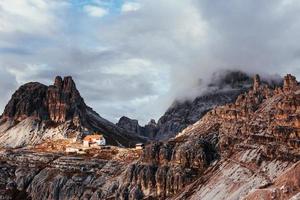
117 70 283 140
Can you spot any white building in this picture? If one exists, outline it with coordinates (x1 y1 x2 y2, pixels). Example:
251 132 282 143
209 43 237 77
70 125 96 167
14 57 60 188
83 134 106 147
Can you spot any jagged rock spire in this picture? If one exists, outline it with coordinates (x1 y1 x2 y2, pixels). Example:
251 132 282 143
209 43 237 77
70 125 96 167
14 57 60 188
283 74 298 92
47 76 86 123
54 76 63 89
253 74 261 92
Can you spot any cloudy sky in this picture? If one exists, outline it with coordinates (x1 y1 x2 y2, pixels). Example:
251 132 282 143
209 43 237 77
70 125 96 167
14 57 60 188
0 0 300 124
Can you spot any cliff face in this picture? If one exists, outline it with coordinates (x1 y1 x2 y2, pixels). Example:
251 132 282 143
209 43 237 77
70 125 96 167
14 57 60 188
0 76 145 148
47 76 86 125
115 132 219 199
0 149 131 200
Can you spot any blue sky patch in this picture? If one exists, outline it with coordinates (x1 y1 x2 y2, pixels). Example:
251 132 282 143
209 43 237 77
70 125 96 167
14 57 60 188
71 0 125 15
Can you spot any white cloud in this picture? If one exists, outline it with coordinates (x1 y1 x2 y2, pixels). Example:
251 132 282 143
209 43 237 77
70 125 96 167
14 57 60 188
83 5 108 17
101 58 153 75
121 2 141 13
0 0 67 35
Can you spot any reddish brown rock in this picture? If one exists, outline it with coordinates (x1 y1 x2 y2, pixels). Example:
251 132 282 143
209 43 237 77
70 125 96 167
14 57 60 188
284 74 298 92
46 76 86 124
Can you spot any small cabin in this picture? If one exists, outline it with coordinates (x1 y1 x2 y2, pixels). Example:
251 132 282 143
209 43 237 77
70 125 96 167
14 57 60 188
83 134 106 147
135 143 145 150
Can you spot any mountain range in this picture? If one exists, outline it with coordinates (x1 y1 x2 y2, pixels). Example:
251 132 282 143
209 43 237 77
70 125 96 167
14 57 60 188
0 71 298 200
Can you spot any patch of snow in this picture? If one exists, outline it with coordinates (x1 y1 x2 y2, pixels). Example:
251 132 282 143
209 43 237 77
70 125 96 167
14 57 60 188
0 118 78 148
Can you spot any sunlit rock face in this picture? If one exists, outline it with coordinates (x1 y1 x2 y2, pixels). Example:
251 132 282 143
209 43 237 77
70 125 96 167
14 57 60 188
47 76 87 125
213 74 299 154
283 74 298 92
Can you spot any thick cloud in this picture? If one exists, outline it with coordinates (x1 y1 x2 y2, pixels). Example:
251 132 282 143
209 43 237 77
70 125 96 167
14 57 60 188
0 0 300 124
0 68 18 112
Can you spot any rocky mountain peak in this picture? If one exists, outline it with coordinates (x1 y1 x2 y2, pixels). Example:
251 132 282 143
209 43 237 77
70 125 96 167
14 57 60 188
1 76 86 125
0 76 145 147
148 119 157 126
47 76 86 124
116 116 141 135
53 76 78 93
210 70 252 89
62 76 77 92
284 74 298 92
54 76 63 89
2 82 48 121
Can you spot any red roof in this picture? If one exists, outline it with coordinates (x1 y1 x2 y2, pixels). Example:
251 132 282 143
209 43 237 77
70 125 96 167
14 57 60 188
83 135 104 142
